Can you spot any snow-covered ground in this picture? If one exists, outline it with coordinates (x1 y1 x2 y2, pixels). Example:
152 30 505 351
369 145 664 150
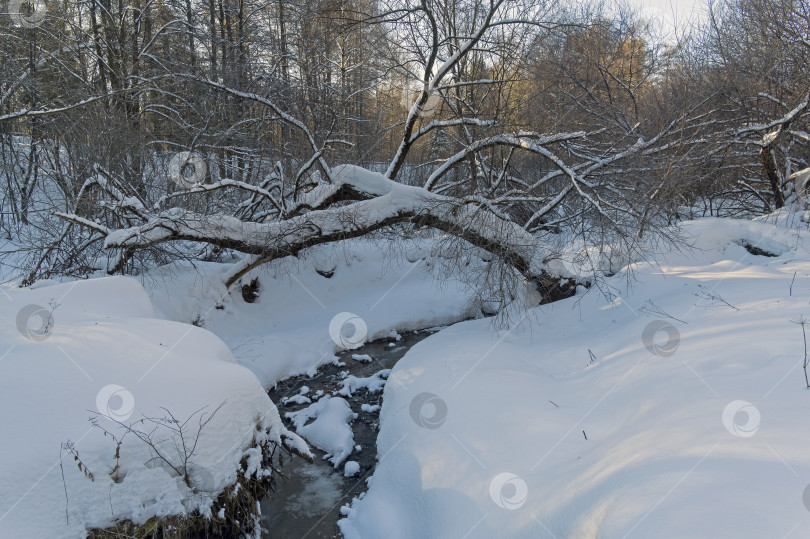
339 214 810 538
143 238 484 387
0 277 308 537
0 237 481 537
5 213 810 538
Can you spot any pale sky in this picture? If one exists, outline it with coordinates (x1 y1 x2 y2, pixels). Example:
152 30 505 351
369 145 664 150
631 0 707 36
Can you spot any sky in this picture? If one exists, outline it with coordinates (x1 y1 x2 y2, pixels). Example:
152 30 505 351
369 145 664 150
630 0 707 36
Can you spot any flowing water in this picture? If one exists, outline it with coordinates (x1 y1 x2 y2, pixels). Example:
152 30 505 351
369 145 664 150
260 328 440 538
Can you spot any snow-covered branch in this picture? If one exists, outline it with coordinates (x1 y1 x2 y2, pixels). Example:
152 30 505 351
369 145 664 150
99 166 550 287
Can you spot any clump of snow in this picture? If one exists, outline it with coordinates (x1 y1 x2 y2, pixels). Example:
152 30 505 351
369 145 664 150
281 394 312 405
344 461 360 477
281 386 312 405
360 404 380 413
351 353 373 363
0 277 307 537
337 369 391 397
285 396 357 467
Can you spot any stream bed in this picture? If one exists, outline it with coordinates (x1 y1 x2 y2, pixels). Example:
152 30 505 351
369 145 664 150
260 328 440 538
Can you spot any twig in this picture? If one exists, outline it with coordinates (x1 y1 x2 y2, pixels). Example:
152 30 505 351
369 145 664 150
59 444 69 525
640 300 688 324
89 401 226 488
694 284 739 311
791 315 809 388
108 484 114 518
790 271 797 296
59 439 96 524
60 441 93 481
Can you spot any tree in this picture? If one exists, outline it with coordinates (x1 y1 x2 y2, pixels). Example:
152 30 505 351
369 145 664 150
16 0 702 300
9 0 807 302
693 0 810 211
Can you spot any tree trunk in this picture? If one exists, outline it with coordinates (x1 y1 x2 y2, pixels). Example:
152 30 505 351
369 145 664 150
760 142 785 209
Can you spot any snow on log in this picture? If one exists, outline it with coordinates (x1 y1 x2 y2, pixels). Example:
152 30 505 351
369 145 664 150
102 165 554 287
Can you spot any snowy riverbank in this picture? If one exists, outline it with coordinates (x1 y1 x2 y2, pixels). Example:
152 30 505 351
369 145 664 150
0 237 484 537
339 214 810 538
0 277 308 537
4 215 810 537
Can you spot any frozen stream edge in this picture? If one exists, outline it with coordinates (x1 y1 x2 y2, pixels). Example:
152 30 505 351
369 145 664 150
261 328 441 538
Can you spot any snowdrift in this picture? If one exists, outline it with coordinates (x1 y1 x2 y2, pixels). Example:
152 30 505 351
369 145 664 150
339 214 810 538
0 277 306 537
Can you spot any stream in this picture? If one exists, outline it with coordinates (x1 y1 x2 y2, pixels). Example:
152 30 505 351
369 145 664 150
260 328 440 538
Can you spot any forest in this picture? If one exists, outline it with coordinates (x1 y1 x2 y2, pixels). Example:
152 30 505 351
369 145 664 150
2 1 810 538
1 0 809 286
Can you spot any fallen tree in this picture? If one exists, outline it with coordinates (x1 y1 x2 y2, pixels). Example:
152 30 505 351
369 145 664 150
12 0 717 300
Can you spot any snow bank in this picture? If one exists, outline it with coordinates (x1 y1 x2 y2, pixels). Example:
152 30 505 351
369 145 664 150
340 216 810 538
548 213 806 280
0 277 306 537
143 238 483 387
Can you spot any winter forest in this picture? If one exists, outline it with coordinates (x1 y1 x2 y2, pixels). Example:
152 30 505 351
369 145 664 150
3 0 810 537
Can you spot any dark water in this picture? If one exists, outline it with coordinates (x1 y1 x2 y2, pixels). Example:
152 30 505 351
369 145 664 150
260 328 439 538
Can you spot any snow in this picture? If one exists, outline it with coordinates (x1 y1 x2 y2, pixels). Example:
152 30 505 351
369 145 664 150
792 168 810 202
281 394 312 405
282 386 312 405
142 238 481 387
548 215 802 279
0 277 307 538
286 396 358 468
763 130 780 145
344 461 361 477
337 369 391 397
9 187 810 538
339 214 810 538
